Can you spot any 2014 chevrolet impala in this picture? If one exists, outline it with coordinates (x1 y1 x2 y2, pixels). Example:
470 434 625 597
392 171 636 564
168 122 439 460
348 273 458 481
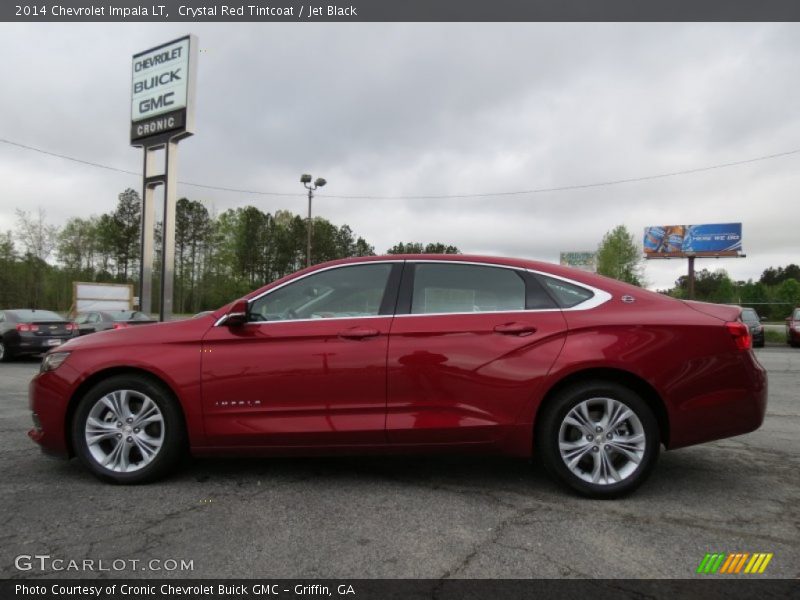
28 255 767 497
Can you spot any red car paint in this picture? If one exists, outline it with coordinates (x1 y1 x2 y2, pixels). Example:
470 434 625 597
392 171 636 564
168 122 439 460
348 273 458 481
787 307 800 346
28 255 767 460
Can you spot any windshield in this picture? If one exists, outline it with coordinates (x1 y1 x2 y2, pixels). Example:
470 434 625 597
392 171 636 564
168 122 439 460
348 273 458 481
107 311 152 322
9 309 64 322
741 308 759 323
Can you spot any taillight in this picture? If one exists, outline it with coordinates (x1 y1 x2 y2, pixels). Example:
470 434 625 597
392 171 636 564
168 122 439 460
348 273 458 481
65 323 76 331
113 323 129 329
16 323 38 332
726 321 752 351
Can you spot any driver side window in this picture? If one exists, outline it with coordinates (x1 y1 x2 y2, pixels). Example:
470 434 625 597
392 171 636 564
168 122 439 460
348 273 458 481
249 263 393 322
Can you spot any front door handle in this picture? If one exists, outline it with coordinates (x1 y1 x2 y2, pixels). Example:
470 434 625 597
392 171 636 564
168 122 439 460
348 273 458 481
493 322 537 336
338 327 380 340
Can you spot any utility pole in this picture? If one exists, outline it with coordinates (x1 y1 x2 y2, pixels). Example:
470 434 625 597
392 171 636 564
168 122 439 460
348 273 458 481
300 174 327 268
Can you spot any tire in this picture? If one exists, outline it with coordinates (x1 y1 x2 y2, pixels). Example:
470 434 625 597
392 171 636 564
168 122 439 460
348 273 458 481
0 341 9 362
536 380 660 499
71 374 187 484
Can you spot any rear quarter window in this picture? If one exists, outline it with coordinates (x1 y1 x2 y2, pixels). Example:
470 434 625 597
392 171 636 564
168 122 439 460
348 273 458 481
539 275 594 308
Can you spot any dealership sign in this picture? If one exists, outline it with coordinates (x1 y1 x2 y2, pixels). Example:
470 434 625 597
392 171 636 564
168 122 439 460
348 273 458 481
130 35 197 142
643 223 742 258
559 251 597 272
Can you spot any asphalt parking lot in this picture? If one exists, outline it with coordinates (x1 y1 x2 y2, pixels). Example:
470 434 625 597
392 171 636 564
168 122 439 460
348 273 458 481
1 347 798 580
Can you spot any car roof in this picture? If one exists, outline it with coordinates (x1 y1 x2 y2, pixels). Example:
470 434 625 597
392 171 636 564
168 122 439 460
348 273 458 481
226 254 669 312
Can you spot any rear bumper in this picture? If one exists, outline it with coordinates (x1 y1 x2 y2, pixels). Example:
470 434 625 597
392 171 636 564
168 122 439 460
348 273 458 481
16 336 74 355
668 351 767 449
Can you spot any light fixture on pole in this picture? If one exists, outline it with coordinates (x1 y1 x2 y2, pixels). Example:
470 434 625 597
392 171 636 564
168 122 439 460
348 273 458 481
300 174 326 267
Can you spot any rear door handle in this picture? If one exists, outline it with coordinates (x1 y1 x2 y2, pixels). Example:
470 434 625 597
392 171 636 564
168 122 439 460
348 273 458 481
338 327 380 340
494 322 537 336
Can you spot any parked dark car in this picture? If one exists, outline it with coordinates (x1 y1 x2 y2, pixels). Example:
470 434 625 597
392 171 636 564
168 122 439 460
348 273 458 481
0 309 76 361
787 307 800 347
29 255 767 498
740 307 765 348
74 310 156 335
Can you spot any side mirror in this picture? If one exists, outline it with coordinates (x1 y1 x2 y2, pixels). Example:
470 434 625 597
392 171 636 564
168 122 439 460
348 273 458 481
223 299 249 327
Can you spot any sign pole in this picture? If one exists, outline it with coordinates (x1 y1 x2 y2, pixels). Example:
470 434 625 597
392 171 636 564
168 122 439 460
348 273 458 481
687 255 695 300
138 147 157 313
160 140 179 321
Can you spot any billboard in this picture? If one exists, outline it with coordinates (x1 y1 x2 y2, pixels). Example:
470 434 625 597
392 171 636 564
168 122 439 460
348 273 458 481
643 223 742 258
131 34 197 142
559 251 597 272
72 282 133 315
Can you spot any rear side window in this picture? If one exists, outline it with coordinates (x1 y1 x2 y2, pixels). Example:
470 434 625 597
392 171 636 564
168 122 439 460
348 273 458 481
539 275 594 308
411 264 525 314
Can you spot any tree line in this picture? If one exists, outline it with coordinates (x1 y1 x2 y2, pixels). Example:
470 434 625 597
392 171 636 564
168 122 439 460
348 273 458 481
0 189 460 314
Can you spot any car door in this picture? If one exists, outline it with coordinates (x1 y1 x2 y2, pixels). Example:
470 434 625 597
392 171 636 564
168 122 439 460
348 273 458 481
386 261 568 445
201 262 402 447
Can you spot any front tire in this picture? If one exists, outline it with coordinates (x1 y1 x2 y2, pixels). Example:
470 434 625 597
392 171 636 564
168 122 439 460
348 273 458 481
537 380 660 498
71 374 186 483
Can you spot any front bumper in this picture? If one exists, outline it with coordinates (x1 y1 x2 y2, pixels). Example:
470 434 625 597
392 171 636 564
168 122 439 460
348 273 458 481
28 368 75 458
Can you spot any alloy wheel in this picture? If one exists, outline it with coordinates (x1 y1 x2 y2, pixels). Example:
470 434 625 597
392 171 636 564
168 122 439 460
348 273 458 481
558 397 646 485
84 389 165 473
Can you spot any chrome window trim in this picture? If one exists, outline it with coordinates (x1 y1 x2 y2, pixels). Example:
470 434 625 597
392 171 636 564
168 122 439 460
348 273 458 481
213 259 611 326
214 260 402 327
526 269 612 311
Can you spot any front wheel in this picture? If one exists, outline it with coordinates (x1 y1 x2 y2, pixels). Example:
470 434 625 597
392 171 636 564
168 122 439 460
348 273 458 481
71 375 186 483
537 381 660 498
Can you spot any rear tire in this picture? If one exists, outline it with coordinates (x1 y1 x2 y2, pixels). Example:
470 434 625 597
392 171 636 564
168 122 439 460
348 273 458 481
537 380 660 498
0 341 10 362
71 374 187 484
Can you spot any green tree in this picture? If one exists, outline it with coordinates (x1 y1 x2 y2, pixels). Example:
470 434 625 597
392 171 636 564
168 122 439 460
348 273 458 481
760 264 800 286
386 242 461 254
58 217 99 273
176 198 212 313
775 279 800 314
596 225 643 286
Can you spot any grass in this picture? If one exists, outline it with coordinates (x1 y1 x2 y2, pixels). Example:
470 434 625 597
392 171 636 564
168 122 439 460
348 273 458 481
765 329 786 344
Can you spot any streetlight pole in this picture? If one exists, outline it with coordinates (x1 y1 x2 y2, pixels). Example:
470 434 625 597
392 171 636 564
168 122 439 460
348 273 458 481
300 174 326 268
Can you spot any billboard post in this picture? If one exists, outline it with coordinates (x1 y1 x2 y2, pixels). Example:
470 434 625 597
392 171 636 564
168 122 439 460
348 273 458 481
130 34 197 321
643 223 744 300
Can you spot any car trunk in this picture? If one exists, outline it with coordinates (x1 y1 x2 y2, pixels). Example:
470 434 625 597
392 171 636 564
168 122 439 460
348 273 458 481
29 320 72 337
682 300 742 322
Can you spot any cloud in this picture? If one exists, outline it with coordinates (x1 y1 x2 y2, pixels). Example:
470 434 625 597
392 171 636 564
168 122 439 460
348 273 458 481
1 22 799 289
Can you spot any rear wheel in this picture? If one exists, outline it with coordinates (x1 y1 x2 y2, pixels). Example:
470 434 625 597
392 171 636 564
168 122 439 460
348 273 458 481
71 374 186 483
0 341 10 362
537 380 660 498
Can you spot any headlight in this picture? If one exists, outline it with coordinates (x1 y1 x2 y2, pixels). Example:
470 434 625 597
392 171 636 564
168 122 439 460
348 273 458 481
41 352 71 373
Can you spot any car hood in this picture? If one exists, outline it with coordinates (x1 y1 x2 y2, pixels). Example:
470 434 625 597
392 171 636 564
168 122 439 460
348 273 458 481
52 317 211 352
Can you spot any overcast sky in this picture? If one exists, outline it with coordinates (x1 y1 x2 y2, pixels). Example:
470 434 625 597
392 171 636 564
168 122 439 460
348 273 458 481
1 22 798 289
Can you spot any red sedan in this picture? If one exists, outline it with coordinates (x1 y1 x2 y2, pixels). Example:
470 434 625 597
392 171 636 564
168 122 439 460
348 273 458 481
28 255 767 497
787 307 800 347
